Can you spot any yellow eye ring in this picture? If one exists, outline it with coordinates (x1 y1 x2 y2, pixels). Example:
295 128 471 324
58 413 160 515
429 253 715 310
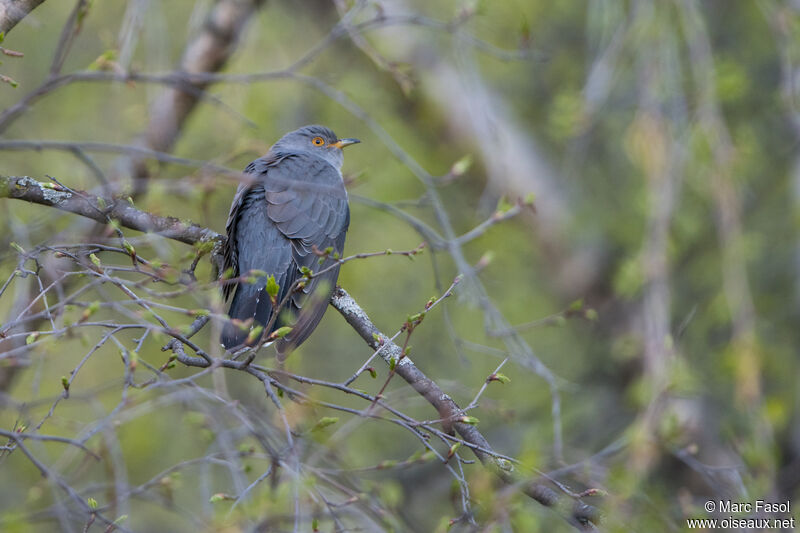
312 136 325 146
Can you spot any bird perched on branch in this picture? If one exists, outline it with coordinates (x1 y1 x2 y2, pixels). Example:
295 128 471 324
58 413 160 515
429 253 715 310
220 125 359 355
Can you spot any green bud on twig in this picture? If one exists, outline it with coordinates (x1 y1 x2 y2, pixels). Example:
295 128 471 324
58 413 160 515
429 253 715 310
311 417 339 432
265 275 279 302
246 325 264 345
488 372 511 384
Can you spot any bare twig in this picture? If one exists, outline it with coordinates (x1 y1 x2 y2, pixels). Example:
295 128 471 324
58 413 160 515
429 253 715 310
0 175 599 530
330 287 599 530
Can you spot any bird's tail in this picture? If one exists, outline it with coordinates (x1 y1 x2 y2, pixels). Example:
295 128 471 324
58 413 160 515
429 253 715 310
220 282 262 350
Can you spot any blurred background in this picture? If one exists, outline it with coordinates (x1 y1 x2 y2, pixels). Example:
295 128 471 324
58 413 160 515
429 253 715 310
0 0 798 531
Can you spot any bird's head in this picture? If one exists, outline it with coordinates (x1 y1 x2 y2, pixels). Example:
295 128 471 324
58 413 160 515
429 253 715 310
272 125 360 169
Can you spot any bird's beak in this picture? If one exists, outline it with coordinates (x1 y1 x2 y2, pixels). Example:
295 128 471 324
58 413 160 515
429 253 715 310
330 138 360 149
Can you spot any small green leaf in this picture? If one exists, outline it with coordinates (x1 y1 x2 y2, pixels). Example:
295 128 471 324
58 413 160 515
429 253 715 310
496 196 513 213
122 240 136 257
311 417 339 432
407 450 423 462
569 299 584 312
300 266 313 278
86 300 101 314
25 332 38 345
193 240 215 254
61 376 70 391
89 253 102 268
87 497 97 510
10 242 24 254
368 367 377 379
446 442 461 461
265 275 279 300
407 312 424 324
476 251 495 268
377 459 397 469
420 450 437 461
268 326 292 340
246 325 264 345
451 154 473 176
209 493 233 503
459 416 479 425
88 48 116 70
490 372 511 384
312 517 319 532
389 357 397 371
585 309 599 321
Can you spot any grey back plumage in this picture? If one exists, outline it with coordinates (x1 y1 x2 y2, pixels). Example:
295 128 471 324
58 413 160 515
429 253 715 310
221 125 353 355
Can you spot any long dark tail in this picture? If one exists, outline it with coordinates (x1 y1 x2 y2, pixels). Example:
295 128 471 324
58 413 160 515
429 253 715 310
220 282 262 350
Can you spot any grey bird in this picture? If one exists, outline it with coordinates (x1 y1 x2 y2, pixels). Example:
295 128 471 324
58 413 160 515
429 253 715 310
220 125 359 354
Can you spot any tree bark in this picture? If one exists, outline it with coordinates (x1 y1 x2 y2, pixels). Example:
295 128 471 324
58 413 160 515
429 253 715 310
0 0 47 34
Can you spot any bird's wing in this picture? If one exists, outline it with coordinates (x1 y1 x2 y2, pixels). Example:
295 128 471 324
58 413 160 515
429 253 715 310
221 154 294 349
222 154 289 300
260 154 350 354
221 180 249 301
220 184 296 349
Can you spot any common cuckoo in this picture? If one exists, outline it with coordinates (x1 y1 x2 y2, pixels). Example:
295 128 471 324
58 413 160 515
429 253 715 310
220 125 359 354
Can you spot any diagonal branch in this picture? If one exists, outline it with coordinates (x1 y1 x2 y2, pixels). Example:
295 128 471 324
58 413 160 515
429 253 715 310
330 286 598 530
0 0 47 34
0 174 599 530
0 175 220 246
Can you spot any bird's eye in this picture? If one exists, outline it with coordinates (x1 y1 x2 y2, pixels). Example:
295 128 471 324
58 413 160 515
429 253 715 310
312 137 325 146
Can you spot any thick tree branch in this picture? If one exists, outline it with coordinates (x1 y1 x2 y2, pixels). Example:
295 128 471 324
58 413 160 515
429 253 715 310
331 286 598 530
0 175 221 246
0 175 598 530
0 0 46 34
